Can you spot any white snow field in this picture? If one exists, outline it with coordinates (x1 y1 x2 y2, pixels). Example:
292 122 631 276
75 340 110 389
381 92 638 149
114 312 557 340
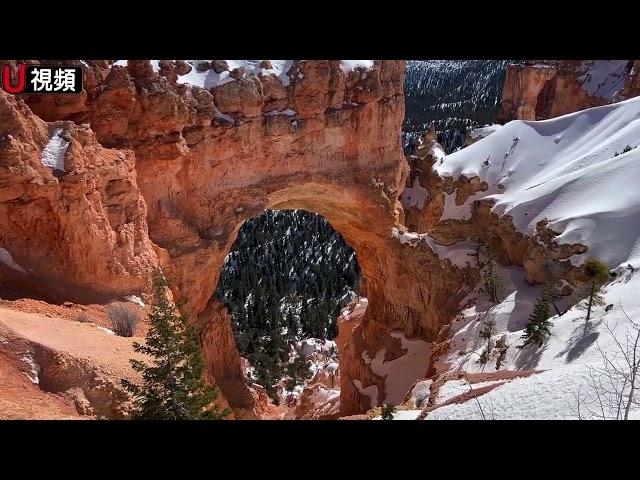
437 95 640 268
372 409 422 420
423 97 640 420
577 60 630 100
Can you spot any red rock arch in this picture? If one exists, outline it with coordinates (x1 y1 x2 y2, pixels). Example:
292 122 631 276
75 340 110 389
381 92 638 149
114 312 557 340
1 60 475 417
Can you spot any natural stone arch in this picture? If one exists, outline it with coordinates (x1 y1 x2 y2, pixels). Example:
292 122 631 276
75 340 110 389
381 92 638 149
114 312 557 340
124 60 480 417
1 60 478 418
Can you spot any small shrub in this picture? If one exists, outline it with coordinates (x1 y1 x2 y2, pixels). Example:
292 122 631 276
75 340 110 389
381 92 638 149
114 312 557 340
381 403 397 420
495 336 509 370
476 348 489 365
75 312 94 323
106 302 140 337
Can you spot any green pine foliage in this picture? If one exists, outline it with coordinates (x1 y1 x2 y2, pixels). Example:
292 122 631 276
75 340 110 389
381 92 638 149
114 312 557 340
284 356 313 392
475 244 503 303
520 286 553 349
121 272 230 420
381 403 397 420
581 257 610 322
215 209 359 399
403 60 513 153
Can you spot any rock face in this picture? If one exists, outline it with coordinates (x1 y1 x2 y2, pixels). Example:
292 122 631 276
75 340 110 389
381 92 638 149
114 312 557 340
1 59 481 418
402 133 589 291
497 60 640 122
0 89 158 305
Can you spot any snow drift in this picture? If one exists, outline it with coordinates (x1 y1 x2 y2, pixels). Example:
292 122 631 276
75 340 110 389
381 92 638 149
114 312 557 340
438 95 640 269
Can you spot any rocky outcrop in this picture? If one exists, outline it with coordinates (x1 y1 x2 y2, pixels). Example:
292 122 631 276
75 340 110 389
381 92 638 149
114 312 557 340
402 132 589 289
0 90 159 305
497 60 639 122
1 60 481 418
0 305 145 418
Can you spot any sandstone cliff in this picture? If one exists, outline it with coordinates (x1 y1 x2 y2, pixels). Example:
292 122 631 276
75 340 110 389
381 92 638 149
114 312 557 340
497 60 640 122
4 60 470 418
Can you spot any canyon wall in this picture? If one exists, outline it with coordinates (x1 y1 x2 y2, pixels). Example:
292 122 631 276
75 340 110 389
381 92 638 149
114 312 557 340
497 60 640 122
0 89 158 304
1 60 482 417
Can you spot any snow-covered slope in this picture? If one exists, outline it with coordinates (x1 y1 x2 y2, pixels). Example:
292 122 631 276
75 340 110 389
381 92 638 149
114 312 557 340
438 96 640 269
428 267 640 420
422 97 640 420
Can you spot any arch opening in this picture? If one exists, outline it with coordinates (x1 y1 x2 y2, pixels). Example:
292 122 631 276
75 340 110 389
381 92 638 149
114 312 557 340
214 208 363 415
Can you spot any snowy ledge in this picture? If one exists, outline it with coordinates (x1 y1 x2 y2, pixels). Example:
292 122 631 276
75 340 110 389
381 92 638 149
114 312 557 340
0 248 28 274
41 128 69 172
113 60 375 89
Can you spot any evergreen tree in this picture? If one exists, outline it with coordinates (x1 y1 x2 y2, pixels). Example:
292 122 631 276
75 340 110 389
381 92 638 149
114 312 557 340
542 253 566 316
520 286 553 348
121 272 230 420
381 403 397 420
581 257 610 323
215 209 360 396
476 319 495 365
476 244 503 303
284 355 313 391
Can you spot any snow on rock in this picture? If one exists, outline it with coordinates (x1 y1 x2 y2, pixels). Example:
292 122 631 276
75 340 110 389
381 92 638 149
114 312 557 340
352 379 378 407
339 60 375 74
0 248 28 274
577 60 629 100
263 108 297 117
114 60 294 89
408 379 433 408
310 386 340 405
428 144 446 162
469 124 502 140
41 128 69 172
124 295 144 307
20 353 40 384
372 409 423 420
390 228 476 268
213 105 234 124
97 326 116 336
441 191 474 220
437 96 640 269
362 332 431 405
400 177 429 210
114 60 161 73
300 338 337 358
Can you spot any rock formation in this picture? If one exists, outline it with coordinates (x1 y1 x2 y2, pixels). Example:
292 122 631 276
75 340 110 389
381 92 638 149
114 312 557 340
3 59 483 417
497 60 640 122
0 89 158 305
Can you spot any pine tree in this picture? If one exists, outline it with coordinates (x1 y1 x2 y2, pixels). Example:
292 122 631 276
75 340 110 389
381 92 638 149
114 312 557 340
581 257 610 323
542 254 565 316
121 272 230 420
476 244 503 303
284 355 313 391
476 319 495 364
381 403 397 420
520 286 552 348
